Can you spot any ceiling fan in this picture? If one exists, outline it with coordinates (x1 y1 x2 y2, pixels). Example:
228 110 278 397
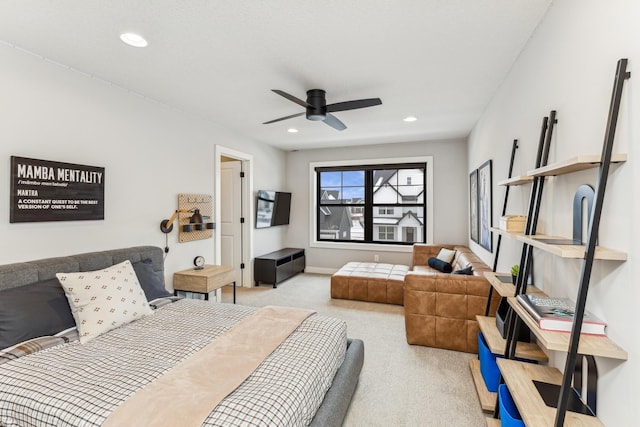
263 89 382 131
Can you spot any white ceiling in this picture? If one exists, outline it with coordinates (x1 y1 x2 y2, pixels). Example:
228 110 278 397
0 0 551 151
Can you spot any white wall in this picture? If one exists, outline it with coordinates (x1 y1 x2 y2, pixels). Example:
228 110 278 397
468 0 639 424
286 138 467 271
0 42 287 288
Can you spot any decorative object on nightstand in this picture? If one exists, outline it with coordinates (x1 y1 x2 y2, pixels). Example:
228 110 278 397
193 256 205 270
173 264 236 303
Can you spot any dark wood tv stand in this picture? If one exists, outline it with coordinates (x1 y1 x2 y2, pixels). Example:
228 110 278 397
254 248 305 288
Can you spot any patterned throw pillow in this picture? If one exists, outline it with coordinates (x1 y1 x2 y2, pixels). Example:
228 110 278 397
56 260 153 344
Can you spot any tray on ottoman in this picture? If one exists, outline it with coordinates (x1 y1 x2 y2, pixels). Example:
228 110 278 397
331 262 409 305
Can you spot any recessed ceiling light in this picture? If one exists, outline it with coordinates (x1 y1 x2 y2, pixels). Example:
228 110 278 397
403 116 418 122
287 128 299 133
120 33 148 48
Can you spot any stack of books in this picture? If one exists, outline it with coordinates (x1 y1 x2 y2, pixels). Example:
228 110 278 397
516 294 607 336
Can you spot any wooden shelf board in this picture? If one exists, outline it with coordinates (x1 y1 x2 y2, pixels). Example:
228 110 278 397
518 234 627 261
497 359 604 427
528 153 627 177
484 271 546 298
508 297 628 360
498 175 534 186
477 316 548 362
490 227 524 239
469 358 497 412
484 271 516 297
485 418 501 427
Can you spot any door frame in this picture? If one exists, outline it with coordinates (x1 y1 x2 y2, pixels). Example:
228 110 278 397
214 145 253 288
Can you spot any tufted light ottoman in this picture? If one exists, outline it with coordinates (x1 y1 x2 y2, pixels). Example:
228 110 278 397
331 262 409 305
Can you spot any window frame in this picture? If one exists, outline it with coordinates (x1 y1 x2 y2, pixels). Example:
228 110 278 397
310 156 434 252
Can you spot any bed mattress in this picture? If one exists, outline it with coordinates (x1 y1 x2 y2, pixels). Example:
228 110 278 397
0 299 347 427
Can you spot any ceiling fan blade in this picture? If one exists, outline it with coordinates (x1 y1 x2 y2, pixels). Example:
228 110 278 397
272 90 310 108
323 113 347 131
263 112 305 124
326 98 382 113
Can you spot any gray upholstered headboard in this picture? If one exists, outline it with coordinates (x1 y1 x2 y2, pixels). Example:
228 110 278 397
0 246 164 291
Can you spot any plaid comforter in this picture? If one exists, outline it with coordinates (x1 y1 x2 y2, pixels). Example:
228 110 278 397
0 300 347 427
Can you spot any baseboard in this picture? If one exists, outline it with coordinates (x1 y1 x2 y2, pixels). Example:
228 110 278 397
304 266 337 275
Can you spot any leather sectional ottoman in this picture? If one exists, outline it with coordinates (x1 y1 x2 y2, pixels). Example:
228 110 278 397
330 262 409 305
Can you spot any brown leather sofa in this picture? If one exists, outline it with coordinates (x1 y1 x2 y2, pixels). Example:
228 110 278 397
404 244 500 353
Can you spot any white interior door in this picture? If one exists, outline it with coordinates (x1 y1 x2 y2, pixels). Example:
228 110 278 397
220 161 243 287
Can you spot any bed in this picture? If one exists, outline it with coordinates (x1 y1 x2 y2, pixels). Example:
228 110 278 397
0 246 364 427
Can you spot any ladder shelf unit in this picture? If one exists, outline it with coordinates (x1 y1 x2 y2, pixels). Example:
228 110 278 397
499 58 630 427
474 129 551 413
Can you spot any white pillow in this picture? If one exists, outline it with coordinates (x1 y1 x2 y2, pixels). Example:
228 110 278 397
436 248 456 264
56 260 153 344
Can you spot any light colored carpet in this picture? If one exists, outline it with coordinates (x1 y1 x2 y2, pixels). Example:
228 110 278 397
220 273 488 427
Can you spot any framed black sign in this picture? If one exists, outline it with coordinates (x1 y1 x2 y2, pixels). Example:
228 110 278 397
10 156 105 223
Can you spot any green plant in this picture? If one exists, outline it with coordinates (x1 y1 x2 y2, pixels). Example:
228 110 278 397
511 264 519 276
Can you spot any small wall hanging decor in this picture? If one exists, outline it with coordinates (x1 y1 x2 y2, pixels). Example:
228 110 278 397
159 193 214 243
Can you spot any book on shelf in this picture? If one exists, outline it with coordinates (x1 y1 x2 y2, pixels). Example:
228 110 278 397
515 294 607 335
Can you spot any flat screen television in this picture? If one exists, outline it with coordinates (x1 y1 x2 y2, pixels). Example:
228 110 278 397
256 190 291 228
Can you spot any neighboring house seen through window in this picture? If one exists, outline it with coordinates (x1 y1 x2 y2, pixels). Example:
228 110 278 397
315 162 426 245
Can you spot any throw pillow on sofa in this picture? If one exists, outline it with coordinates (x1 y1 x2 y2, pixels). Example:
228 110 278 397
436 248 456 264
453 266 474 275
428 257 453 273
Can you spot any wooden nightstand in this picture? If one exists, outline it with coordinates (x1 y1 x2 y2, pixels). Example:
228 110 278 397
173 264 236 303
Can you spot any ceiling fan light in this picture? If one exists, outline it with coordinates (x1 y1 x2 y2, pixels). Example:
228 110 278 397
287 128 299 133
307 114 325 121
120 32 148 47
403 116 418 122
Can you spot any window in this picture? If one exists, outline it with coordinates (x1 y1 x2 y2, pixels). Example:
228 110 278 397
315 162 427 245
378 226 395 241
